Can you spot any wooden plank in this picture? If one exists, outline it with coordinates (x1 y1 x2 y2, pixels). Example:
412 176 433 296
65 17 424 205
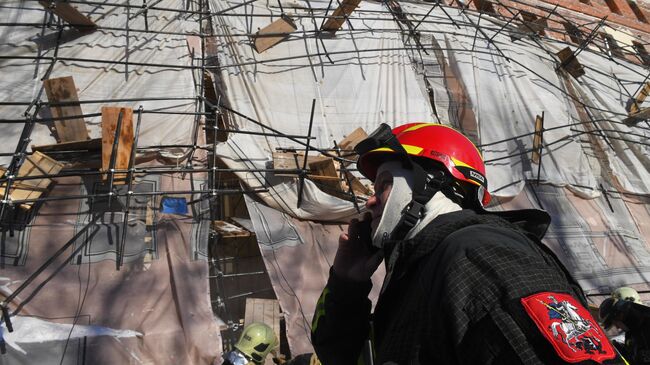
146 202 155 227
272 152 301 175
43 76 90 143
253 15 297 53
338 127 368 152
321 0 363 33
628 82 650 114
0 152 64 210
244 298 280 365
344 171 372 196
212 220 251 238
556 47 585 79
624 107 650 125
532 114 544 164
511 18 547 41
308 158 343 193
101 107 134 185
32 138 101 153
38 1 96 29
272 152 330 176
337 127 367 166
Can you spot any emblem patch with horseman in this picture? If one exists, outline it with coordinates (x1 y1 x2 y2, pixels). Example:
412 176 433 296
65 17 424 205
521 292 616 363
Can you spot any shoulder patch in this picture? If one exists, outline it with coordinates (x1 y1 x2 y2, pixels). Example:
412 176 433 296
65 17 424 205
521 292 616 363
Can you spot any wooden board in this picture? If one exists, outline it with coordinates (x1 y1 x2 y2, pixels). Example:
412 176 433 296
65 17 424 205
344 171 372 196
43 76 90 143
253 16 297 53
212 220 251 239
337 127 367 166
272 152 330 176
532 114 544 164
0 152 64 210
32 138 101 153
321 0 363 33
556 47 585 79
308 158 343 193
624 107 650 125
338 127 367 152
101 107 134 185
511 18 547 41
38 1 96 29
628 82 650 114
244 298 281 365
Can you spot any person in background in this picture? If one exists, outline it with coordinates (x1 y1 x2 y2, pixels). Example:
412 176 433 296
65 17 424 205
311 122 626 364
600 286 650 364
222 322 278 365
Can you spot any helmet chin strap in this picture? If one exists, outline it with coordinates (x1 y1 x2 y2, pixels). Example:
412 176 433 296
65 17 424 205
371 161 457 248
357 123 460 245
388 161 450 242
371 162 414 248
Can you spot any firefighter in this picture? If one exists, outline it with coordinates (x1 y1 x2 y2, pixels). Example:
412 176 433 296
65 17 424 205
222 322 278 365
311 123 626 364
600 287 650 364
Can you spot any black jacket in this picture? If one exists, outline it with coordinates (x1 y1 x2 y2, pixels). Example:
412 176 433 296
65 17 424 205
311 209 626 365
611 301 650 364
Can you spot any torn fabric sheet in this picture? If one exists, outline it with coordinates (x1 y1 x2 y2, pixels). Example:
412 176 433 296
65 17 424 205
3 316 142 355
245 196 385 355
0 172 219 364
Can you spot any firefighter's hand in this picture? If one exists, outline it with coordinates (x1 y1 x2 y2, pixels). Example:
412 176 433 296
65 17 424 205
333 212 383 282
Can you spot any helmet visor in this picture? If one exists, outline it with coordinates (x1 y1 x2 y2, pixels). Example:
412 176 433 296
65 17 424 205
223 350 250 365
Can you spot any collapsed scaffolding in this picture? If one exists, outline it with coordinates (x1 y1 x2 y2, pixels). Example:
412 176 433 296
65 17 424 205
1 0 650 362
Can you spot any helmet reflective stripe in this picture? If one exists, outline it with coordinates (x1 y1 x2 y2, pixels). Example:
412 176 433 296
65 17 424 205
402 123 432 133
364 144 424 156
401 123 484 158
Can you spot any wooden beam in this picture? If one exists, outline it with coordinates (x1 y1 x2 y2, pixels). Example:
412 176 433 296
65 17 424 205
101 107 134 185
624 107 650 125
253 15 297 53
511 18 547 41
532 114 544 164
43 76 90 143
337 127 367 166
338 127 367 151
212 220 252 239
32 138 101 154
321 0 363 33
308 158 343 193
628 82 650 114
0 152 64 210
272 152 330 176
556 47 585 79
38 1 96 30
344 171 372 196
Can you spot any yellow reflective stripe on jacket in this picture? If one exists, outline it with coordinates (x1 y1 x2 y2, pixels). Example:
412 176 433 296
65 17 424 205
311 287 329 333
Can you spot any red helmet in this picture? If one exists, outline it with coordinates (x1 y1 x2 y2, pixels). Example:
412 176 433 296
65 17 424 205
357 123 491 206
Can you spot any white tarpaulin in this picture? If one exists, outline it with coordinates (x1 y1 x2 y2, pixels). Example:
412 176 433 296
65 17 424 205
212 1 650 221
0 1 199 165
211 0 434 221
